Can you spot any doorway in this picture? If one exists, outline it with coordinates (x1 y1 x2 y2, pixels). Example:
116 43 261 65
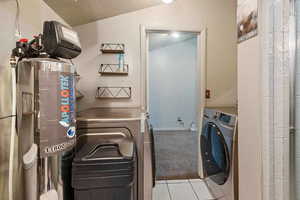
149 31 199 179
141 28 206 181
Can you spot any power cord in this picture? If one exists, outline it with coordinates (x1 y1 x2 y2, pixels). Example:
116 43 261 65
15 0 21 39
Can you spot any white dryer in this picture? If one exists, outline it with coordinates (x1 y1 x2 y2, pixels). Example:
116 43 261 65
200 108 238 200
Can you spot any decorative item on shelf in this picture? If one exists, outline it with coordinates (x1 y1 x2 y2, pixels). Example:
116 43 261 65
100 43 125 54
76 90 84 100
99 64 129 75
96 87 132 99
74 71 84 100
75 71 81 82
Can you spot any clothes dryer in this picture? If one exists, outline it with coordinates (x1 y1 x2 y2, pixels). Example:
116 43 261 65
200 108 238 200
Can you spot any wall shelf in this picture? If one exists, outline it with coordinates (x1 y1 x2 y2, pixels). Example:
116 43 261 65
100 43 125 54
96 87 131 99
99 64 129 76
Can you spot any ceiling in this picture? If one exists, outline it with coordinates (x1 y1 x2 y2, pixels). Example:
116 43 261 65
149 32 197 50
43 0 163 26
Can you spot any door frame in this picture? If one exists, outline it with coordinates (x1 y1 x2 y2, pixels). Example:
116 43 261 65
140 25 207 178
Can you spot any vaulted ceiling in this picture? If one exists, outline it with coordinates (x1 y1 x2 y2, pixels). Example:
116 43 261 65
43 0 163 26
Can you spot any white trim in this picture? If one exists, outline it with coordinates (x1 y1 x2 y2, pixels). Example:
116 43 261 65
140 25 206 112
198 29 207 179
143 25 205 34
153 128 198 132
140 25 147 112
8 67 16 200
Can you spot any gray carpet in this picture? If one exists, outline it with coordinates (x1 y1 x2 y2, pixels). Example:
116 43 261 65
154 130 200 180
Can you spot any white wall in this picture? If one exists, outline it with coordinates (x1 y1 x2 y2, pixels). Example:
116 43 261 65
237 0 263 198
73 0 237 111
238 36 262 200
149 38 197 130
0 0 68 68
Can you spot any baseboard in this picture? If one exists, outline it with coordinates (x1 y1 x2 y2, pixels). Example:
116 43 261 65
153 128 198 132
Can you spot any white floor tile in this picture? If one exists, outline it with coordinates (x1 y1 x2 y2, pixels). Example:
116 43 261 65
168 183 198 200
167 179 189 184
190 180 214 200
153 184 171 200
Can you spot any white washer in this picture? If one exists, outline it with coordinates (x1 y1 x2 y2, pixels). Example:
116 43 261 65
200 107 238 200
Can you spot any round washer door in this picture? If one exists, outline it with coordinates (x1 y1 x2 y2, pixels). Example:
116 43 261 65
201 122 230 185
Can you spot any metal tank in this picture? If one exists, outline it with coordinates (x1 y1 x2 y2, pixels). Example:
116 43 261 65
17 58 76 200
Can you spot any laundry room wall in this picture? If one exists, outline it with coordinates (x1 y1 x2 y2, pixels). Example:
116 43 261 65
149 37 198 130
73 0 237 111
237 0 262 200
0 0 68 69
238 36 262 200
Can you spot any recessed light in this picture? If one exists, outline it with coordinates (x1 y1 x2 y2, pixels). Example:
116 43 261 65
162 0 174 4
171 32 180 38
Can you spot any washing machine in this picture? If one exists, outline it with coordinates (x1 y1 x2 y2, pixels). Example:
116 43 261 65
200 107 238 200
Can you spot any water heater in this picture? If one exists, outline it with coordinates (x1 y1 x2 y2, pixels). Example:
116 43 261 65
17 58 76 200
5 20 81 200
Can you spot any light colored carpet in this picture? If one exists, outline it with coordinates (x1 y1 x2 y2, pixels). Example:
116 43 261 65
154 130 200 180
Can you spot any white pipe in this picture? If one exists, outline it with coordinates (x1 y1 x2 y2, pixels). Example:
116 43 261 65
8 66 17 200
23 144 38 200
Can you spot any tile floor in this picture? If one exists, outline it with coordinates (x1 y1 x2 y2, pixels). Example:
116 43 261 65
153 179 216 200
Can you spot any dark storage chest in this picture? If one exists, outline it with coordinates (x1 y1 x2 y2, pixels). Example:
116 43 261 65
72 137 135 200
